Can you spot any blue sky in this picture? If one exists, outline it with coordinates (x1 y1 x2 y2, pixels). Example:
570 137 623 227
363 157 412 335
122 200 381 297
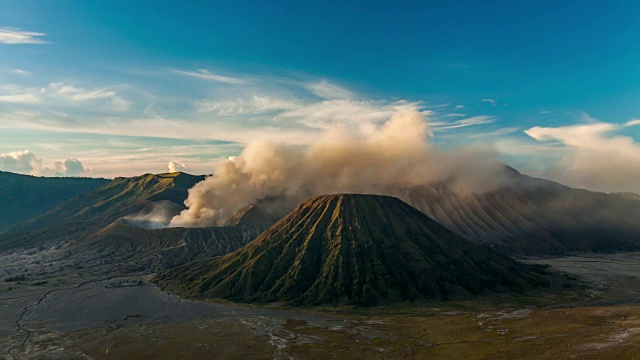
1 1 640 192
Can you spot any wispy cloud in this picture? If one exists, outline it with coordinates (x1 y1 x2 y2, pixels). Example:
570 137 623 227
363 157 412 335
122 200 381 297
0 93 40 103
445 113 467 117
433 115 495 130
467 127 520 139
304 80 354 99
0 28 49 44
624 119 640 127
11 69 31 76
0 82 130 111
195 96 302 115
171 69 248 84
280 99 425 131
481 98 497 106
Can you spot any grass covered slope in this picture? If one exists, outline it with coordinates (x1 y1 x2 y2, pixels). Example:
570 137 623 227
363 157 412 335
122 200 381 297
0 172 204 250
0 171 109 233
161 194 548 306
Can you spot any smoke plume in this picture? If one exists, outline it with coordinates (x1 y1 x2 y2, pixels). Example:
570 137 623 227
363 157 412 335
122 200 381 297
171 110 506 227
168 161 189 173
123 201 183 229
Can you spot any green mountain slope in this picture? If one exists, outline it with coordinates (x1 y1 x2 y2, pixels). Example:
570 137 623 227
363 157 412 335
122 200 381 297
160 194 548 306
0 172 204 250
0 171 109 233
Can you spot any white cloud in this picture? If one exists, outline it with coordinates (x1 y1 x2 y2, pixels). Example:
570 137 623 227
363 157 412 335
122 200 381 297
195 96 302 114
482 98 497 106
0 82 130 111
54 158 89 176
455 105 465 109
48 82 114 101
445 113 467 117
11 69 31 76
525 121 640 192
171 69 248 84
0 28 48 45
0 150 41 173
280 99 425 131
0 93 40 103
433 115 495 130
467 127 520 139
624 119 640 127
304 80 354 99
0 150 89 176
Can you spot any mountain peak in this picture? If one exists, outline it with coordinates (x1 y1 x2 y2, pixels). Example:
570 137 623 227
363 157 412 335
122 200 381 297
161 193 547 306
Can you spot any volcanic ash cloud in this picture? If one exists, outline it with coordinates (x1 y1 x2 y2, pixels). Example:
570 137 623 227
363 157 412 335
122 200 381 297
170 110 505 227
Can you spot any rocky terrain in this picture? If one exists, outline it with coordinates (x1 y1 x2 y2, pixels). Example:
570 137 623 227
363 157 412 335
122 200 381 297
1 170 640 358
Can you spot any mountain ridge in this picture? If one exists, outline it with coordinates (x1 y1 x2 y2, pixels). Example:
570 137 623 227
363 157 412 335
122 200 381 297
0 172 204 250
0 171 109 233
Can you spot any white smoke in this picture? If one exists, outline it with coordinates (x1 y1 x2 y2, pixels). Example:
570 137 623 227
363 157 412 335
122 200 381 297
170 110 506 227
123 201 183 229
168 161 189 173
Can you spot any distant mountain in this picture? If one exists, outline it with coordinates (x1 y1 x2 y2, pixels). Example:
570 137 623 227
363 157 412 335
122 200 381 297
398 169 640 255
610 192 640 201
225 167 640 256
0 172 204 250
159 194 548 306
0 171 109 233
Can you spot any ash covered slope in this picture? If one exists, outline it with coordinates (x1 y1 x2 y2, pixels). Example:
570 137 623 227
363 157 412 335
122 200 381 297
0 172 204 250
81 205 282 269
161 194 547 306
399 168 640 255
0 171 109 233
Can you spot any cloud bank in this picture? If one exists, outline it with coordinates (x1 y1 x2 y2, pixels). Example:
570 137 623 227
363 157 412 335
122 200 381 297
0 150 89 177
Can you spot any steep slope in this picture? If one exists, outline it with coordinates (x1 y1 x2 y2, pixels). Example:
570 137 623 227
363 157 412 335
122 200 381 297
226 167 640 256
79 218 265 269
0 171 108 233
398 170 640 255
0 172 205 250
160 194 547 306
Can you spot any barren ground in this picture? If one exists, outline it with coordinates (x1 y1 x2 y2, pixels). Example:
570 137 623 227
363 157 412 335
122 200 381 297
1 250 640 359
